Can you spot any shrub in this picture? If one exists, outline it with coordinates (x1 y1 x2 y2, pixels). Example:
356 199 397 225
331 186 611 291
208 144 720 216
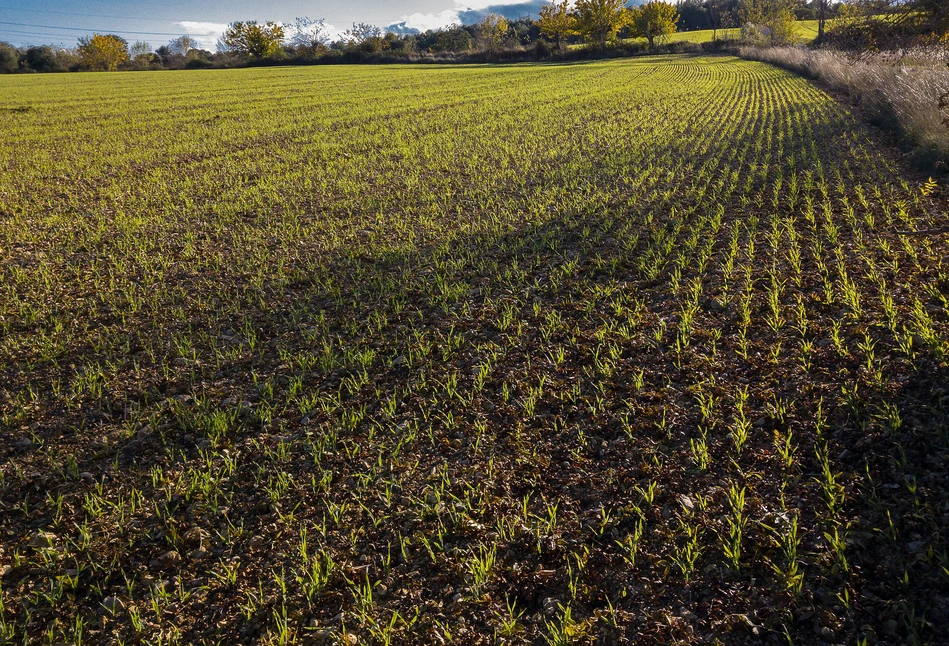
26 46 61 72
185 58 214 70
533 38 553 60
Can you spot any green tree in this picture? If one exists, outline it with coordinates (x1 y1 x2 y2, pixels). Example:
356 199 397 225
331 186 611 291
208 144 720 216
431 27 473 53
538 0 576 49
77 34 129 71
575 0 630 47
629 1 680 49
221 21 286 58
25 46 61 72
0 42 17 73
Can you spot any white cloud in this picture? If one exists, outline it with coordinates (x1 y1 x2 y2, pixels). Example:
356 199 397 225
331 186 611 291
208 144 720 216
322 23 347 43
456 0 512 8
176 19 350 49
396 10 462 32
389 1 554 33
174 21 229 50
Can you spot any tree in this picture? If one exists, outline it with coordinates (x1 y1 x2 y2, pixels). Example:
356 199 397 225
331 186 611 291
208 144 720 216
167 35 198 57
538 0 576 49
629 1 680 49
574 0 630 47
344 23 385 53
77 34 129 71
25 46 60 72
509 17 542 45
130 41 153 69
706 0 740 40
817 0 828 42
220 21 286 58
677 0 711 31
476 14 510 50
0 42 17 73
430 27 473 53
290 17 331 55
743 0 797 45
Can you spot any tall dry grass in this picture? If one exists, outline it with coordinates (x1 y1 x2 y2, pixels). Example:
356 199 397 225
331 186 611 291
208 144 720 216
740 46 949 165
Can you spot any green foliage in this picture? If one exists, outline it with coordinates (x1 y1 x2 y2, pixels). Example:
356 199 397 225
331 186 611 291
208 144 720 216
221 21 286 58
25 46 60 73
430 27 472 53
574 0 631 47
539 0 577 49
0 42 17 73
476 14 510 51
629 1 681 49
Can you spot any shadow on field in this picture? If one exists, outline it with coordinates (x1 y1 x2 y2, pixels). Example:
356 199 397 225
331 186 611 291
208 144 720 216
3 67 949 643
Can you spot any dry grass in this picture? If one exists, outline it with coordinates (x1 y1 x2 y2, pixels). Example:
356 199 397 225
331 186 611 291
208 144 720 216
740 45 949 165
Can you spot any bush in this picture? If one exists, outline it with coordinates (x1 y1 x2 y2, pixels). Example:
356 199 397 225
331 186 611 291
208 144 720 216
26 46 61 72
701 38 741 53
660 41 703 54
185 58 214 70
533 39 552 60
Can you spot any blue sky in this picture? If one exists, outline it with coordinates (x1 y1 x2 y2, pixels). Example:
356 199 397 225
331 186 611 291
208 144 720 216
0 0 549 49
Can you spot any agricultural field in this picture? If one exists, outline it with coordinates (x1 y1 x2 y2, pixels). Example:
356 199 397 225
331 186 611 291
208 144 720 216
1 56 948 645
629 19 823 45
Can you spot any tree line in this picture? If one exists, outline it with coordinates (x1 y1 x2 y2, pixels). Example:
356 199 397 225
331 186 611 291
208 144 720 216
0 0 944 74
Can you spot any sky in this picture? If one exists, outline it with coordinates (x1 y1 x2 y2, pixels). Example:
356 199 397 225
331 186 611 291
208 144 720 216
0 0 550 50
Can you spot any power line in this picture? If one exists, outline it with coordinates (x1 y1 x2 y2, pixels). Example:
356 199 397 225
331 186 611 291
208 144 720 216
0 20 193 36
0 28 76 40
0 4 402 28
0 3 194 23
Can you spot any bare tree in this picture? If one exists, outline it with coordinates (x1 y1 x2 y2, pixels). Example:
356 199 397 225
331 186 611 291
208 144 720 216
290 17 330 52
167 35 197 57
130 41 153 69
345 23 383 45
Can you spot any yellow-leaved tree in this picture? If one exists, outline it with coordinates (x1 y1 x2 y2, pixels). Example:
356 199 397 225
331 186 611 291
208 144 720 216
574 0 631 48
477 14 510 51
221 21 286 58
77 34 129 71
538 1 576 50
629 1 680 50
